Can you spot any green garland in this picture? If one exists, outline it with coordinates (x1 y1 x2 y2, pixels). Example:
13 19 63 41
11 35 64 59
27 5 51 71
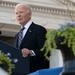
0 52 15 74
42 22 75 60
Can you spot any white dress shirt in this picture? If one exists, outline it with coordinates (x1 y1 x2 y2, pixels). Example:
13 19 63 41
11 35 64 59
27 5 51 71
22 20 32 38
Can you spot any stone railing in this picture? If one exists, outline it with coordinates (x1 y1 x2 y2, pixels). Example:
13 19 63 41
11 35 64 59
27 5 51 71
57 0 75 6
0 1 16 8
0 0 75 17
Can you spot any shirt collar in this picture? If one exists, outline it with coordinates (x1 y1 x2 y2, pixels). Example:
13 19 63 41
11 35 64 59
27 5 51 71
23 20 32 29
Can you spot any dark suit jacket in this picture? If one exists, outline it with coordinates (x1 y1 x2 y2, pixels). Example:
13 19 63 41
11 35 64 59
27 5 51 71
14 22 49 73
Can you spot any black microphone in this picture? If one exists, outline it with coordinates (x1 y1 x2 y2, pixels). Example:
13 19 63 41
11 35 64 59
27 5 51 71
0 31 2 35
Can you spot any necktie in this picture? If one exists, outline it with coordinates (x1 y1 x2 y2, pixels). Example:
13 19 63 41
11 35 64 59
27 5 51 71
18 27 25 48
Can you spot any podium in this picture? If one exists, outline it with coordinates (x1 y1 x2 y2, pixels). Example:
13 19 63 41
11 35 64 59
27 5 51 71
0 40 30 74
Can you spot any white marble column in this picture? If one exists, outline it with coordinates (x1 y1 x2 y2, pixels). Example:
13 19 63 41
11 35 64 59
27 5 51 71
0 67 9 75
50 49 63 68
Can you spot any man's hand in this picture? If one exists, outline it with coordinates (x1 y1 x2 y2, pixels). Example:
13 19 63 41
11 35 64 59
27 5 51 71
21 48 32 57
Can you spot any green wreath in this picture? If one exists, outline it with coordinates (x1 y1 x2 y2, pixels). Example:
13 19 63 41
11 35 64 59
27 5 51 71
0 52 15 74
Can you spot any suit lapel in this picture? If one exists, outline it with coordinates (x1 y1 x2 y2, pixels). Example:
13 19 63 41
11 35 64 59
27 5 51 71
22 22 35 43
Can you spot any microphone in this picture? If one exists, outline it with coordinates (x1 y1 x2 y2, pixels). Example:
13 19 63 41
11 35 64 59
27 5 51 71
0 31 2 35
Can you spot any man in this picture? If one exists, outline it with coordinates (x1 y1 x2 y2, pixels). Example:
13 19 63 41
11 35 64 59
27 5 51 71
14 3 49 75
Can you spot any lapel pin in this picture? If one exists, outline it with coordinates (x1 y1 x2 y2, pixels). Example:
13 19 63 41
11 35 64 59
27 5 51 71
29 30 31 32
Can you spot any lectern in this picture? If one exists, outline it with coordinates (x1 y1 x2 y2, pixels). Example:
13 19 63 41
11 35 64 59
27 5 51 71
0 40 30 74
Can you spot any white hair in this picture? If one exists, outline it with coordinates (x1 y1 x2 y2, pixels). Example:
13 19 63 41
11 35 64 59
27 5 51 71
15 3 32 13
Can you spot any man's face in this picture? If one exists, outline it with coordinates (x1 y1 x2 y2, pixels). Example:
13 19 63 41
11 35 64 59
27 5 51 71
15 5 31 26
